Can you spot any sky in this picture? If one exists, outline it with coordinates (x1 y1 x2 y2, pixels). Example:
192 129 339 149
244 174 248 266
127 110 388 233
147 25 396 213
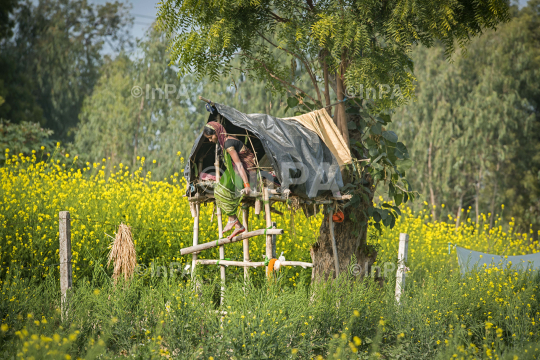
90 0 159 42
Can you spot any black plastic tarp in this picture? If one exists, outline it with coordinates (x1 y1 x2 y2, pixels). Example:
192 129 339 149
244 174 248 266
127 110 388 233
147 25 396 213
184 102 343 199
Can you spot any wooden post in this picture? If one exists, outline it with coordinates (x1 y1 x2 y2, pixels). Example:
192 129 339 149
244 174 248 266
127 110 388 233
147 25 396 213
191 203 200 278
215 144 225 304
329 212 339 278
271 221 277 259
395 233 409 304
263 187 273 264
59 211 72 319
242 207 250 281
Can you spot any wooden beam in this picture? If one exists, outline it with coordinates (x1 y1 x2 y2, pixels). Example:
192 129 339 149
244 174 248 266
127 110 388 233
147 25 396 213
180 228 284 255
196 259 313 268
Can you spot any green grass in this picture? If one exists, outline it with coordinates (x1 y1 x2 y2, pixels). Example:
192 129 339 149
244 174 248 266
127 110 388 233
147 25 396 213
1 263 540 359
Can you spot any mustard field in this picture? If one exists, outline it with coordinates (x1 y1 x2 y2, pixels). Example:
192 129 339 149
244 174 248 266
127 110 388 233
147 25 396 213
0 150 537 281
1 150 540 359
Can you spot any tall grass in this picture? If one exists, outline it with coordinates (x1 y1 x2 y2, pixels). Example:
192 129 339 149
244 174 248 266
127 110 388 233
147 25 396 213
2 152 540 358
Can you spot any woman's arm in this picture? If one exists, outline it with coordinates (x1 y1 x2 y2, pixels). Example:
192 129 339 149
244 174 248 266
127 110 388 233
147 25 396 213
228 148 250 193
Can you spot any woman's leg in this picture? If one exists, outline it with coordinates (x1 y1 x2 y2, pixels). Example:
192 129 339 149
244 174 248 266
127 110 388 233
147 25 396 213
223 215 239 233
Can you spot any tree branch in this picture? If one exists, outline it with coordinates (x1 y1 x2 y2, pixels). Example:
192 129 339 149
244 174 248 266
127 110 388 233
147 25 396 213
257 32 322 104
241 52 317 103
269 11 290 23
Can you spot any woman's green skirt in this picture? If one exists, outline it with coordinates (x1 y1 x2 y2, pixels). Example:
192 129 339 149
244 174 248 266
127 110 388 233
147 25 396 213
214 181 243 216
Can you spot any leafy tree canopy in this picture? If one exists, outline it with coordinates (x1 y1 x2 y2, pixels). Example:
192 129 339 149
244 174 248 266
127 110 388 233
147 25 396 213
0 0 133 141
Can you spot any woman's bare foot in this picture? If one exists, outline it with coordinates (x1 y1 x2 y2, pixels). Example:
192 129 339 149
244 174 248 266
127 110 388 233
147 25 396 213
227 222 246 240
223 217 239 233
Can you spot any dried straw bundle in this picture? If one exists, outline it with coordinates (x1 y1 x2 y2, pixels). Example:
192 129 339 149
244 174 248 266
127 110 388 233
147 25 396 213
107 223 137 283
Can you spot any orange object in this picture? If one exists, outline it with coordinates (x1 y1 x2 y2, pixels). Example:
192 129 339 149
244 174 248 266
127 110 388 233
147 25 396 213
267 258 277 278
332 211 345 223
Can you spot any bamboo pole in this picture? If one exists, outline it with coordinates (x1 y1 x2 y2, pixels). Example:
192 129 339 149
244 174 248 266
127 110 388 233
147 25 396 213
271 221 277 259
180 228 284 255
196 259 313 268
242 207 250 280
263 187 273 264
329 212 340 278
191 203 200 278
215 144 225 304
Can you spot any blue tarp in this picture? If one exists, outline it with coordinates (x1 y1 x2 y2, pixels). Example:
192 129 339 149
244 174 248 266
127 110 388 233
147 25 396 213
455 245 540 274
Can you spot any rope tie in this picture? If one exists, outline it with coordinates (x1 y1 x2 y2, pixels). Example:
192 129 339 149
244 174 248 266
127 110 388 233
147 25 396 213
263 226 272 236
216 258 231 266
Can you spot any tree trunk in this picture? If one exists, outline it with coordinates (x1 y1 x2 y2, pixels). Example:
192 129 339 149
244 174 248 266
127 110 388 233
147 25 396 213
310 108 376 280
428 141 437 221
475 167 482 224
311 52 375 281
455 192 465 229
335 62 349 147
310 203 377 280
133 65 150 169
489 162 500 230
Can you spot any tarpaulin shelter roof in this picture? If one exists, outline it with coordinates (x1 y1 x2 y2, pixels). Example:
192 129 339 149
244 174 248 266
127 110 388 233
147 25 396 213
456 245 540 274
184 102 345 199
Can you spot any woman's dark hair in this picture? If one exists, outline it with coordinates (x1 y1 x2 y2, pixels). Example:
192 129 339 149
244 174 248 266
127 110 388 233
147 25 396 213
203 126 216 136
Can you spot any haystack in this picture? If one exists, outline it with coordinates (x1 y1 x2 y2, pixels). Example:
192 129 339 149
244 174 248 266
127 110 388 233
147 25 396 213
107 223 137 283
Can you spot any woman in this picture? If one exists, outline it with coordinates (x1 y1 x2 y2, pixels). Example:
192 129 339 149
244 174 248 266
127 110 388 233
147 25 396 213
203 122 257 239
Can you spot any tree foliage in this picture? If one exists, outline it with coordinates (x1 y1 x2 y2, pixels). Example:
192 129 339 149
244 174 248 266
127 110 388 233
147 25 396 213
0 120 54 162
392 1 540 231
157 0 510 233
0 0 132 141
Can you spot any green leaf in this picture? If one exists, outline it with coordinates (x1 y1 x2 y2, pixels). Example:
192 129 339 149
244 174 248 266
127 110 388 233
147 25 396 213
370 123 382 135
382 131 398 143
396 159 413 173
388 182 395 198
287 97 299 108
394 193 403 206
365 138 377 148
347 121 357 130
389 214 396 228
395 142 409 159
372 210 381 222
383 213 392 226
369 147 379 157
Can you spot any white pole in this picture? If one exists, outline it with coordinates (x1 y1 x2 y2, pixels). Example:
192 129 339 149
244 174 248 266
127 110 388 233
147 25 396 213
395 233 409 304
59 211 72 320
